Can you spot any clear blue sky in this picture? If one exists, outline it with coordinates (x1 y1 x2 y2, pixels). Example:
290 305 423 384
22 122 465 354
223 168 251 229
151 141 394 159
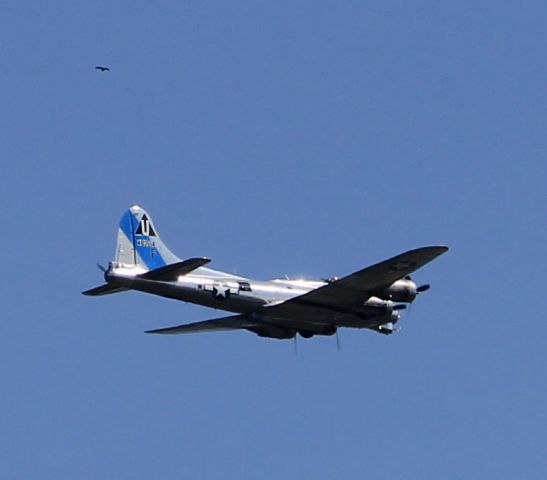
2 1 546 478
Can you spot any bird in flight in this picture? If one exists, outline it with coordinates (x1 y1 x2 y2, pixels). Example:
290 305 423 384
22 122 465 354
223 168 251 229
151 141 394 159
95 66 110 72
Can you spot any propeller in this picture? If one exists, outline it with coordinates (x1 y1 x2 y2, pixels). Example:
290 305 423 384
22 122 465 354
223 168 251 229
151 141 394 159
397 278 429 321
97 263 110 282
405 275 431 295
335 329 341 352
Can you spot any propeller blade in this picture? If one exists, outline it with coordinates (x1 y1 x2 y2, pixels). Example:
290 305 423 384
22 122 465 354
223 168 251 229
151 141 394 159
393 304 407 310
335 330 341 352
417 284 430 293
96 263 107 273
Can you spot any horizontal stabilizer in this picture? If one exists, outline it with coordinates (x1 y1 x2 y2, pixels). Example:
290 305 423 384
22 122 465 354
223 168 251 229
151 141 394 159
145 314 252 335
82 284 128 296
139 257 211 282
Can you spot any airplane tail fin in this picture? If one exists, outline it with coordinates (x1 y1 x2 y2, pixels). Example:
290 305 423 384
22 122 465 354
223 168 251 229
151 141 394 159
115 205 181 270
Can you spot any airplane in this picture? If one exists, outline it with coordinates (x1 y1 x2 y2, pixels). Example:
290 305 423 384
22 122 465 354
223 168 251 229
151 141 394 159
83 205 448 339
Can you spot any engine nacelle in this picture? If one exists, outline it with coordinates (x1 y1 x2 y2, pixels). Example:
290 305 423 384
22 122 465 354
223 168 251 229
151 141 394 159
390 310 401 324
379 278 417 303
377 312 402 335
250 325 296 339
298 325 337 338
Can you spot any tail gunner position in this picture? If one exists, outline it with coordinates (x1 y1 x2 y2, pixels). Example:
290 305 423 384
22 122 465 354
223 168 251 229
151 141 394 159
84 205 448 340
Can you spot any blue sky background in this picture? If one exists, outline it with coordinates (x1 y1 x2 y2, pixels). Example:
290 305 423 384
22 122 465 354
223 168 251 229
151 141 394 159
2 1 546 478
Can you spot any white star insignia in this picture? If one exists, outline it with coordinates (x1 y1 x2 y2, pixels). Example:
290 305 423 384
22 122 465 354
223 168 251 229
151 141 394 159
213 283 229 299
389 260 417 272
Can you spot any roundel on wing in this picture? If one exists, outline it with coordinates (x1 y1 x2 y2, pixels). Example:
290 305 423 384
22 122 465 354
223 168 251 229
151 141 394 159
388 260 417 272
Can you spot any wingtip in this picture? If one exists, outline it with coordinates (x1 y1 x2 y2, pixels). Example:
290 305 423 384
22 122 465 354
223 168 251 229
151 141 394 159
144 328 170 335
428 245 449 258
409 245 449 256
423 245 449 253
144 325 175 334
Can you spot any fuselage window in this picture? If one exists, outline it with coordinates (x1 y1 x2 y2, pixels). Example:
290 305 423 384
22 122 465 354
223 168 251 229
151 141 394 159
238 281 252 292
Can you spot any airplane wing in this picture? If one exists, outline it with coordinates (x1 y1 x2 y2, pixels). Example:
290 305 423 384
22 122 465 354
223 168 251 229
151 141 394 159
145 314 254 335
145 247 447 336
264 246 448 321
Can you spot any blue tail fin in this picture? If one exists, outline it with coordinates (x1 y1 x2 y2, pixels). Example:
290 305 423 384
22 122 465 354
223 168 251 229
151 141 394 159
115 205 181 270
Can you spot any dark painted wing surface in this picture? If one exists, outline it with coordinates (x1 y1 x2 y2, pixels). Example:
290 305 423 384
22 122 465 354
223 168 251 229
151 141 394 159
82 284 128 296
264 246 448 322
145 314 254 335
